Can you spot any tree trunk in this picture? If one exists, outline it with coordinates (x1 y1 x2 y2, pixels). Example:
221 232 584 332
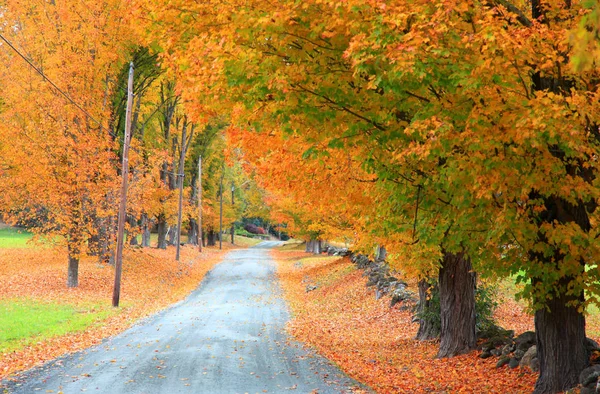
128 215 139 246
529 195 592 393
67 241 79 288
206 229 216 246
157 214 167 249
141 213 151 247
437 251 476 358
98 216 115 265
168 225 177 246
416 279 440 341
305 240 312 253
533 289 587 393
315 240 323 254
307 239 322 254
188 218 198 245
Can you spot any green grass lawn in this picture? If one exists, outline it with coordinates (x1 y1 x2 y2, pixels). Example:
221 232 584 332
0 299 112 352
0 227 34 248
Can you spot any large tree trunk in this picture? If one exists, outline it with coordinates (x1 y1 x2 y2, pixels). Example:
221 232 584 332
141 213 151 247
530 195 592 393
534 289 587 393
157 214 167 249
206 229 216 246
188 218 198 245
305 240 313 253
437 251 476 358
128 215 138 246
306 238 323 254
168 225 177 246
98 216 115 265
416 278 440 341
67 241 80 288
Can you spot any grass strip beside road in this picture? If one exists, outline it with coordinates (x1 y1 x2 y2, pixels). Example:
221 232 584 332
0 245 228 379
0 299 112 353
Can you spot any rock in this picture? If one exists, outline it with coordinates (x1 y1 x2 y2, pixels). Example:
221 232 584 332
487 335 511 348
478 325 514 340
513 349 525 360
501 344 513 356
530 357 539 372
305 284 318 292
490 348 502 357
580 365 600 387
587 338 600 352
581 386 598 394
366 275 379 287
481 342 495 352
390 288 414 307
496 356 510 368
519 346 537 369
515 331 536 350
479 350 492 359
508 358 520 369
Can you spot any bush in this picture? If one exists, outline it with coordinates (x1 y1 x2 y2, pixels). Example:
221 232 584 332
415 281 498 338
244 223 266 235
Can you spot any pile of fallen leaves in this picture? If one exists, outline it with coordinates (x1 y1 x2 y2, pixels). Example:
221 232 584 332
273 250 538 393
0 245 228 379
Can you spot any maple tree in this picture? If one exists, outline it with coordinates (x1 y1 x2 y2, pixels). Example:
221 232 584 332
0 0 131 287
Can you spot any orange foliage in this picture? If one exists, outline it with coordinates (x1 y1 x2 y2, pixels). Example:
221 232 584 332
0 245 227 379
273 250 538 393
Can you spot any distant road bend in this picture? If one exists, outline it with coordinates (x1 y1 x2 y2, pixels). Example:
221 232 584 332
2 241 365 394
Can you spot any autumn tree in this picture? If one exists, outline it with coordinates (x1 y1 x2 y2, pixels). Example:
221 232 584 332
0 0 131 287
134 0 600 391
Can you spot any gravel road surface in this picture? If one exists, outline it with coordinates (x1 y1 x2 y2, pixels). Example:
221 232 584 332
2 241 365 394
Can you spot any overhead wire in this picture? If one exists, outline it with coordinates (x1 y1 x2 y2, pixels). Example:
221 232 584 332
0 31 110 134
0 31 178 158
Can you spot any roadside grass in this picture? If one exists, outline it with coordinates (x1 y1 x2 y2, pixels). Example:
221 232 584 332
0 242 227 379
0 299 112 353
278 239 306 251
0 228 34 248
233 235 264 247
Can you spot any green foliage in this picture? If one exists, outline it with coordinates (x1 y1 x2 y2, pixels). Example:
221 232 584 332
475 285 499 333
416 282 498 336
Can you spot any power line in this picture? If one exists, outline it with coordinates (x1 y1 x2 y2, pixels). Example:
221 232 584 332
0 31 108 132
0 32 190 159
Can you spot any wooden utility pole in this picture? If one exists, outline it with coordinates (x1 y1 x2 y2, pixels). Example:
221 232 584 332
197 156 202 252
231 183 235 244
219 172 224 250
112 62 134 308
175 122 187 261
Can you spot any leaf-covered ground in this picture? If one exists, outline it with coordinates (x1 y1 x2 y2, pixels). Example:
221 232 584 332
273 250 539 393
0 244 230 379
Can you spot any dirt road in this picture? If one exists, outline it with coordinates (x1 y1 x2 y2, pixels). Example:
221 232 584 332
2 242 365 393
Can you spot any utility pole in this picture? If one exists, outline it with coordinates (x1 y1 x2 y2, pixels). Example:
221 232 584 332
175 122 187 262
197 156 202 252
219 172 224 250
112 62 134 308
231 183 235 244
